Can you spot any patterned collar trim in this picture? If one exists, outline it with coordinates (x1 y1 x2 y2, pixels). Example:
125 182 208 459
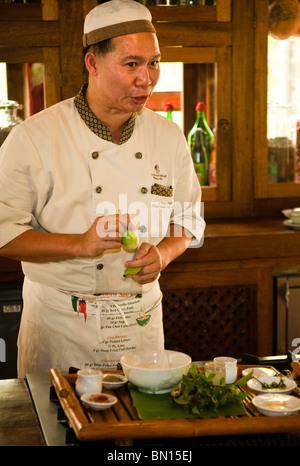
74 84 136 144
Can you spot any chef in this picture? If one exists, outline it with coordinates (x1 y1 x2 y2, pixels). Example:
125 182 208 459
0 0 205 377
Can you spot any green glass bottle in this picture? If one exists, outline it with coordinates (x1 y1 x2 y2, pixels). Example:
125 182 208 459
163 103 174 121
192 128 208 186
188 101 214 183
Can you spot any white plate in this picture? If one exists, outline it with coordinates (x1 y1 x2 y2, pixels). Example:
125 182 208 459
242 367 276 377
102 373 128 389
284 219 300 230
247 376 297 395
252 393 300 416
80 392 118 411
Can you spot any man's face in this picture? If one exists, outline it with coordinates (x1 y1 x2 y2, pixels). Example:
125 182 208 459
92 32 161 114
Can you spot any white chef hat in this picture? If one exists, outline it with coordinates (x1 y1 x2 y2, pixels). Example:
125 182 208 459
83 0 156 47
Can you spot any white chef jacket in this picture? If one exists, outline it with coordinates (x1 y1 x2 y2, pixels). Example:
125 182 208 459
0 92 205 375
0 96 204 295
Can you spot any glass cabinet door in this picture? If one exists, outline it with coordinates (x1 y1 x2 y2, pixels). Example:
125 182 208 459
146 46 232 203
255 28 300 200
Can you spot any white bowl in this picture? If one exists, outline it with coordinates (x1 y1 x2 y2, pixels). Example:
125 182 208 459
120 349 191 394
252 393 300 416
247 376 297 395
102 373 128 389
80 392 118 411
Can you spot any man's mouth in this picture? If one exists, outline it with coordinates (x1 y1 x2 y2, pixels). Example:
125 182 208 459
131 95 148 105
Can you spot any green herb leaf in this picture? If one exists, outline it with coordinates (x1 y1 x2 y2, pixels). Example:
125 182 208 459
170 364 251 414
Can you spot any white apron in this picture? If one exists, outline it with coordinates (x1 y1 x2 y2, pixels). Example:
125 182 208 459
17 277 164 378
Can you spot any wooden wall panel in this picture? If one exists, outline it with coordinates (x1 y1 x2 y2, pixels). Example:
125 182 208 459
58 0 85 100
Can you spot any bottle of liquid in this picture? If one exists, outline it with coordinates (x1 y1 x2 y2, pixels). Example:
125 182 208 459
192 128 208 186
188 101 214 183
163 102 174 121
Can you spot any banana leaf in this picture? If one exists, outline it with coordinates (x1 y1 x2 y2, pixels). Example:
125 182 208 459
129 383 246 420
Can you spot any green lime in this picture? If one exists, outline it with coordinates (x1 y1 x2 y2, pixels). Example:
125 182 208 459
123 266 142 277
121 229 139 250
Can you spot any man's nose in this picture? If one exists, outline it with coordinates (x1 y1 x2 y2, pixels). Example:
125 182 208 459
135 66 152 86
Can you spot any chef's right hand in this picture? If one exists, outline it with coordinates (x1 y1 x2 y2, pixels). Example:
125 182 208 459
79 214 131 257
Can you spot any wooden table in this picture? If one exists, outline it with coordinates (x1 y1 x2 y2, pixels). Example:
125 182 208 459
0 378 44 446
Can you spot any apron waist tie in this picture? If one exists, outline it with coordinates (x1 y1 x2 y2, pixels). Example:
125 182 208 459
96 300 129 344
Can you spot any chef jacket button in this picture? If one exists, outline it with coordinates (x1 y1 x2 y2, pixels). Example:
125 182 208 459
135 152 142 159
95 186 102 194
140 225 147 233
141 187 148 194
91 151 99 159
96 263 104 270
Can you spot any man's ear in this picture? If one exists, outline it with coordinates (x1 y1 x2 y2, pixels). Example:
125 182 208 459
84 52 98 75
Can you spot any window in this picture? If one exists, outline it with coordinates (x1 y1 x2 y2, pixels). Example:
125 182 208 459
268 36 300 184
146 62 183 128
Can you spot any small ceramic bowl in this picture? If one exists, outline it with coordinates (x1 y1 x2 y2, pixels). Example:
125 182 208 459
102 373 128 390
80 392 118 411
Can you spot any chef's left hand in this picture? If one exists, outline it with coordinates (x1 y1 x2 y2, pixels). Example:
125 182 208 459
124 243 163 284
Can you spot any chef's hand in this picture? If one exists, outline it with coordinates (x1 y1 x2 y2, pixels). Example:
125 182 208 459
123 242 163 284
79 214 131 257
123 226 193 284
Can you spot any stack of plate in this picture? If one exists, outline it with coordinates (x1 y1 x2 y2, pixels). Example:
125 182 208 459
244 368 300 417
283 208 300 230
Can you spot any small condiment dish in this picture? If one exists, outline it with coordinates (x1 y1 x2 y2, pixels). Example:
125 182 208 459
247 375 296 395
252 393 300 416
102 373 128 389
80 392 118 411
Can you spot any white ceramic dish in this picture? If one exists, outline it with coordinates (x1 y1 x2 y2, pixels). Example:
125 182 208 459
284 219 300 230
102 373 128 389
282 208 300 219
242 367 276 377
80 392 118 411
252 393 300 416
247 375 297 395
120 349 191 394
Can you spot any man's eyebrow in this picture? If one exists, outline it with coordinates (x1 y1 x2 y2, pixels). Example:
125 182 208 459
123 53 161 61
